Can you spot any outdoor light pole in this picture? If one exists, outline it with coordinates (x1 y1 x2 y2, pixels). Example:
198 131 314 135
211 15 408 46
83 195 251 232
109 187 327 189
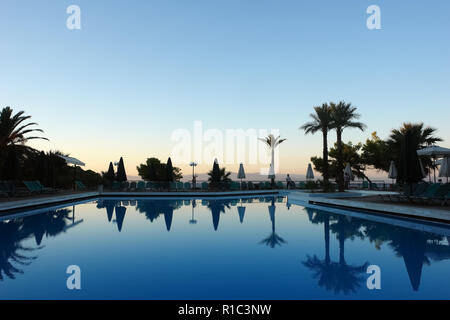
190 162 198 190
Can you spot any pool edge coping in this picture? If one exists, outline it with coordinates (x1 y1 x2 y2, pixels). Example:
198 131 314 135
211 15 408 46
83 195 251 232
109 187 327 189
0 190 280 215
287 191 450 225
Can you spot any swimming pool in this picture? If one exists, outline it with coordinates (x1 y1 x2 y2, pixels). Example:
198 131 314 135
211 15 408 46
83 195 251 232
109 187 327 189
1 196 449 300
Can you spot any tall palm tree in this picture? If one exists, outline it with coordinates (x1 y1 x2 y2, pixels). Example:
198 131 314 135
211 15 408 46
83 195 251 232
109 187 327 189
0 106 48 180
258 134 286 185
330 102 366 192
300 103 333 186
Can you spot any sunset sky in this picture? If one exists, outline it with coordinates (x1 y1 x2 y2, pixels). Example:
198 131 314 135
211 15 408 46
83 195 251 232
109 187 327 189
1 0 449 178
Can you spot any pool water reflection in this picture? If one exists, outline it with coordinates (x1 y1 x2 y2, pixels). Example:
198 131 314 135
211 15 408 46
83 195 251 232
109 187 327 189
0 196 449 299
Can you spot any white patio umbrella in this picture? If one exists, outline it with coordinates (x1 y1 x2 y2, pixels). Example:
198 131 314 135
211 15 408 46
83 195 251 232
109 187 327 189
344 163 354 181
439 157 450 182
388 160 397 182
306 164 314 180
417 145 450 158
237 163 246 189
57 155 85 167
57 155 85 190
417 145 450 182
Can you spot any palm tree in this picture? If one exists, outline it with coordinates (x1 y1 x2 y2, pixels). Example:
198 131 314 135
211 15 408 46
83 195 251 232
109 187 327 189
300 103 333 186
0 106 48 180
388 123 441 148
387 123 442 179
207 168 231 185
258 134 286 186
330 102 366 192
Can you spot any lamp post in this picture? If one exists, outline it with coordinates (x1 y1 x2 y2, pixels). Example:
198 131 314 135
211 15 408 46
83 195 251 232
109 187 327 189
190 162 198 190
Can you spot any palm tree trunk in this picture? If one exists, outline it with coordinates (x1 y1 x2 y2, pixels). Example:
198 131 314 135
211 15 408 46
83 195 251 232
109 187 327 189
322 130 329 184
336 129 344 192
271 148 275 187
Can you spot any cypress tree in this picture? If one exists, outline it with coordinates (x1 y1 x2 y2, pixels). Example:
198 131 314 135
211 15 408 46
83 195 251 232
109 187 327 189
106 162 115 182
116 157 127 182
166 157 174 182
398 132 423 186
36 151 48 184
212 161 220 184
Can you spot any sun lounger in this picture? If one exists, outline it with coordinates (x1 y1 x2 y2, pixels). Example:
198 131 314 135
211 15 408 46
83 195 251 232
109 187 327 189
394 183 428 202
410 183 441 203
429 184 450 205
23 181 41 194
379 183 416 202
137 181 146 191
145 182 154 191
442 191 450 206
75 180 87 191
112 181 120 191
0 181 10 196
0 182 9 197
370 183 379 190
2 181 30 197
35 180 59 193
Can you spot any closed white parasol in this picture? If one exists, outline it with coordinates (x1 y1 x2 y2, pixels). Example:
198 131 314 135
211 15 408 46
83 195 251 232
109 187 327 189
388 160 398 180
306 164 314 180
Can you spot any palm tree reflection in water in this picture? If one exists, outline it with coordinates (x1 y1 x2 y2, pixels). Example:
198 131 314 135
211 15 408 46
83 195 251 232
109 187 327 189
0 208 82 281
259 198 286 248
303 209 369 295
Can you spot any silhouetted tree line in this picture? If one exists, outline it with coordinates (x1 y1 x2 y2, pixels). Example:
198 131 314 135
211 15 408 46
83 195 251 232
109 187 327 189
0 106 102 188
136 157 182 182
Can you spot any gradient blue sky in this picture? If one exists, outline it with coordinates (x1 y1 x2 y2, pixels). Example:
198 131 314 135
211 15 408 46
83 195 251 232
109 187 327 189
1 0 449 177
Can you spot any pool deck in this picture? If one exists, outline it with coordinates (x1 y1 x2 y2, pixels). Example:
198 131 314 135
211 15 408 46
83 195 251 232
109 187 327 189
287 190 450 224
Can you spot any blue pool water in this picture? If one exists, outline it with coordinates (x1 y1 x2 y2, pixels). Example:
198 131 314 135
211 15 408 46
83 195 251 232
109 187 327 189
1 196 450 300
